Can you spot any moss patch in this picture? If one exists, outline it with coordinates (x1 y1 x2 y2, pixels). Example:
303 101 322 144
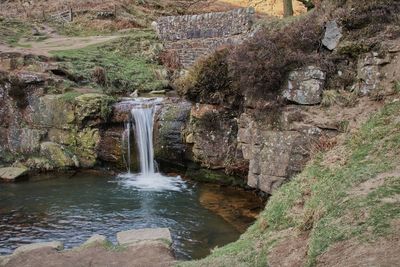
0 17 32 46
51 30 167 95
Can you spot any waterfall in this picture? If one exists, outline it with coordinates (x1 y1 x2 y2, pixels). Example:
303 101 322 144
122 98 159 175
118 97 186 192
123 122 131 173
131 103 155 175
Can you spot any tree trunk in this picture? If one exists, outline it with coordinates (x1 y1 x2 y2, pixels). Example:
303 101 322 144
283 0 294 17
297 0 315 10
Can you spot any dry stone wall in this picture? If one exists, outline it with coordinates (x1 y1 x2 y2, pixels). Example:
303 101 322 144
156 8 255 69
164 35 246 69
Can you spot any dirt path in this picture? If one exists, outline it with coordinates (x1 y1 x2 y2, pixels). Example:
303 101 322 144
0 35 125 57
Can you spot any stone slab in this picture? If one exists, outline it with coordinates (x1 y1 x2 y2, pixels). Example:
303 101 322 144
117 228 172 246
0 167 28 182
13 241 63 255
82 234 108 247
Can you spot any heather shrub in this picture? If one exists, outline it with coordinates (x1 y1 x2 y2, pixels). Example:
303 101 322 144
176 48 237 105
92 66 107 86
230 11 324 100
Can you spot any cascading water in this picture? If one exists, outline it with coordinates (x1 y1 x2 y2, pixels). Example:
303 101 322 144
123 122 131 173
118 97 186 192
131 104 155 175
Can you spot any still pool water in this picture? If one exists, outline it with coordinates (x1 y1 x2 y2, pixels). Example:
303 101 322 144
0 171 262 259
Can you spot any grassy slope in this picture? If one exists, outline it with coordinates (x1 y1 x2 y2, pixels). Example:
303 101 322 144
181 99 400 266
51 30 166 95
0 17 32 46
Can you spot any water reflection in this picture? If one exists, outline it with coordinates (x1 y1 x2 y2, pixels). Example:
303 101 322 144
0 171 263 259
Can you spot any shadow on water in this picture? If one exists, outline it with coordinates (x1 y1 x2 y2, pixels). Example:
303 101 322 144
0 170 264 260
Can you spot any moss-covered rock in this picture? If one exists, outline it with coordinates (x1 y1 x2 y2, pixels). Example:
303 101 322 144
40 142 76 169
75 128 100 167
25 157 54 171
31 95 75 129
185 163 246 187
75 93 115 126
154 99 192 165
0 167 29 182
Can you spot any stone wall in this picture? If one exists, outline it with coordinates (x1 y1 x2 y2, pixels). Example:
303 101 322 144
156 8 254 42
164 35 246 69
156 8 255 69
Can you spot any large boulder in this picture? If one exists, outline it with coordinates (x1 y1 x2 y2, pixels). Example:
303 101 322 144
40 142 76 168
0 167 28 182
283 66 326 105
75 128 100 167
75 93 115 126
7 128 45 154
355 52 391 95
30 95 75 129
322 20 342 50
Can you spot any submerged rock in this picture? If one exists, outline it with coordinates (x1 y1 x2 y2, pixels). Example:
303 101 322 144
117 228 172 246
0 167 28 182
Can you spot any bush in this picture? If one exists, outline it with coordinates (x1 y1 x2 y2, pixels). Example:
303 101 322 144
176 11 324 106
230 11 324 100
176 48 237 106
92 66 107 86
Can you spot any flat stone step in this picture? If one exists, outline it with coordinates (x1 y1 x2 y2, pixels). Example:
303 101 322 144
0 167 28 182
13 241 63 255
117 228 172 246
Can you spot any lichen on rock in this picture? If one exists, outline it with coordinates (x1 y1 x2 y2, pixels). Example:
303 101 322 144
40 142 77 169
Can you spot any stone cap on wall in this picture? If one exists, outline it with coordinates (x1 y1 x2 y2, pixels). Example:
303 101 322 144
155 7 255 42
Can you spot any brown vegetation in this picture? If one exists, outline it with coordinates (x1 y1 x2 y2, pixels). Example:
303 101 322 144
176 0 400 108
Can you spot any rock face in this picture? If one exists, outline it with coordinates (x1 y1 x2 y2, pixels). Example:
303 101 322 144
183 104 246 175
40 142 76 168
0 167 28 182
116 228 172 246
0 67 116 170
322 20 342 50
355 52 392 95
238 107 324 193
154 98 192 165
283 66 326 105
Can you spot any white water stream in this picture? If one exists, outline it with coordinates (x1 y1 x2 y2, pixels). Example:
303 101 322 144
118 98 186 191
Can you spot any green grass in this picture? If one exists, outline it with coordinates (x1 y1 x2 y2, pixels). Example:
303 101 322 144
52 30 166 95
59 91 82 103
394 80 400 93
181 101 400 267
0 17 32 46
